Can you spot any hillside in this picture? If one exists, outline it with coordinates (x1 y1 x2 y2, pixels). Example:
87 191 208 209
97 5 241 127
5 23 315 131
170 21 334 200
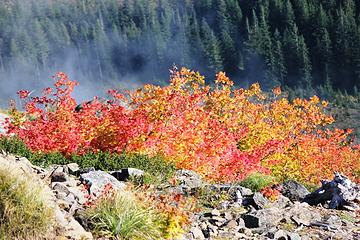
1 0 360 99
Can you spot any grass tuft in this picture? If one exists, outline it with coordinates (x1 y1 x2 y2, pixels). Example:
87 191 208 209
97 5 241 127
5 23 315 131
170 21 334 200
84 191 165 240
239 172 276 192
0 157 54 239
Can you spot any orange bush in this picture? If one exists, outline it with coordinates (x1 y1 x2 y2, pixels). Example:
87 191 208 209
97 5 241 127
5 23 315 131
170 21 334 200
6 69 360 184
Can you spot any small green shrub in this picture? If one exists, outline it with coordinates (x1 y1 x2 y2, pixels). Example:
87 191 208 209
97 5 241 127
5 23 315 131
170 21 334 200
0 158 54 239
0 136 32 159
0 136 176 184
239 172 276 192
71 151 176 184
84 191 165 240
0 136 67 166
194 186 232 209
302 182 320 192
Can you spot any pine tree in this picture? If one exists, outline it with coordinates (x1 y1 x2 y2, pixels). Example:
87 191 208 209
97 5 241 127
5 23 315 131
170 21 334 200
271 29 286 85
298 36 312 90
32 20 49 67
201 19 223 73
283 21 300 86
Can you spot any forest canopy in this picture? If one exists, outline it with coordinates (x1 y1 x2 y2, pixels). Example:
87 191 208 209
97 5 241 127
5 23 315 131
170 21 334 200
0 0 359 97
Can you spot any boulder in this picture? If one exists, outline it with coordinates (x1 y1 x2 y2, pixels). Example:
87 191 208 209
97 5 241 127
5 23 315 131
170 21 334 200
66 163 80 175
273 229 288 240
110 168 144 181
174 169 203 189
211 208 221 217
75 167 95 176
303 173 360 210
287 232 302 240
51 172 68 183
242 207 283 228
286 202 321 226
190 226 205 239
270 195 292 209
251 192 270 209
278 180 310 202
55 207 93 240
80 170 126 196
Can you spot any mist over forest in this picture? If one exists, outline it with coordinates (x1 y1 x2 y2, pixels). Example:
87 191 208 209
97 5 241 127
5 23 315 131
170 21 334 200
0 0 360 104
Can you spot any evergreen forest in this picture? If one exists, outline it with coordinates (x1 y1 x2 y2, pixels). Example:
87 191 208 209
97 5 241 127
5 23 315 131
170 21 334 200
0 0 360 99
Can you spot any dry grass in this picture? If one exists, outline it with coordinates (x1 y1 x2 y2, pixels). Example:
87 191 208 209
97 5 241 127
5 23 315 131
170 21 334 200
0 157 55 239
84 191 166 240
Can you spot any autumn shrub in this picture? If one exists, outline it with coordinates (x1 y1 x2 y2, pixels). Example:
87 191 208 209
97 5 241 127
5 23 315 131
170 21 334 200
0 157 55 239
5 69 360 184
260 186 280 202
133 186 196 239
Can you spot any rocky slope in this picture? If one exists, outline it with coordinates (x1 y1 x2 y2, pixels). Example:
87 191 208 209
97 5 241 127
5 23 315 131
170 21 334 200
1 152 359 240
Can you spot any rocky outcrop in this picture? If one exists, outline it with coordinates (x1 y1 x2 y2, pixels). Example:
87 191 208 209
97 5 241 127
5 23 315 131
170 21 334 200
303 173 360 210
1 153 360 240
0 153 133 240
180 172 360 240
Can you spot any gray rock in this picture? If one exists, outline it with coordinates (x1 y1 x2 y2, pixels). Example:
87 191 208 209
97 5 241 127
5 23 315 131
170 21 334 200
211 209 221 216
219 200 230 209
237 218 246 229
212 216 226 222
278 180 310 202
51 171 68 182
110 168 144 181
76 167 95 176
287 202 321 226
251 192 270 209
270 195 292 209
55 207 93 239
65 178 78 187
325 215 342 228
211 216 227 226
56 191 68 200
190 226 205 239
287 232 302 240
52 182 71 195
237 186 253 196
80 170 126 196
274 230 287 240
302 173 360 209
242 208 283 228
174 169 203 189
225 219 238 229
68 187 87 205
66 163 80 175
52 166 65 174
223 212 233 220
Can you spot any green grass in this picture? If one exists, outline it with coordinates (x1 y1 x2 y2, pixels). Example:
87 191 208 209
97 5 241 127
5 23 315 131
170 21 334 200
0 157 54 239
239 172 276 192
0 136 176 184
71 151 176 184
84 191 165 240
